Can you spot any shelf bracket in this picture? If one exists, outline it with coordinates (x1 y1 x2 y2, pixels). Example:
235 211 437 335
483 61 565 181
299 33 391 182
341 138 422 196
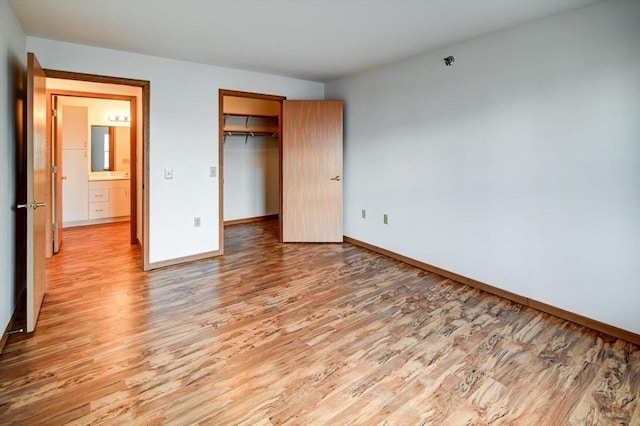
224 131 232 144
245 115 251 129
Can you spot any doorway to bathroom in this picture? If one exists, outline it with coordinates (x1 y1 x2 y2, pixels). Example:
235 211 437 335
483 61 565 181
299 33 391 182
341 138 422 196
43 70 150 269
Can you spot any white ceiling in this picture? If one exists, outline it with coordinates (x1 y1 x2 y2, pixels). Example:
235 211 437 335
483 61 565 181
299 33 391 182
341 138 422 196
10 0 600 82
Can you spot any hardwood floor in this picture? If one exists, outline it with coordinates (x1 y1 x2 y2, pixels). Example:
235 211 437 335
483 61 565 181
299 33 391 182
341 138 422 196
1 219 639 425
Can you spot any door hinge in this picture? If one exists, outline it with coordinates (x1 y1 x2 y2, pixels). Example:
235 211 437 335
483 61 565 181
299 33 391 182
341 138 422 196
52 109 57 117
53 223 58 232
52 165 58 174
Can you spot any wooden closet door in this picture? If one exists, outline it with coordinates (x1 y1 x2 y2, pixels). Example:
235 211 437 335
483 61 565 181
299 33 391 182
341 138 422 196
282 100 343 242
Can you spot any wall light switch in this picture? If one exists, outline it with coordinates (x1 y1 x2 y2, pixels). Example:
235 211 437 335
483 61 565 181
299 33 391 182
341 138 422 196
209 166 216 177
362 209 366 219
164 168 173 179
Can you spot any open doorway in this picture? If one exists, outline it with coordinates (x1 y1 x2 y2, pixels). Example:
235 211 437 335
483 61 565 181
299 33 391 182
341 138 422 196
50 94 133 249
218 90 286 254
44 71 150 270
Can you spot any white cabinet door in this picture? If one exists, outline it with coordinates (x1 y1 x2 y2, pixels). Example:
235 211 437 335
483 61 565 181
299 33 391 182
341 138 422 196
62 149 88 223
109 187 130 217
62 106 88 150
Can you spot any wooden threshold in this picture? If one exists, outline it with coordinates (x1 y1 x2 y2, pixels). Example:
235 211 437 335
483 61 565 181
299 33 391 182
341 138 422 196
344 236 640 345
224 214 278 227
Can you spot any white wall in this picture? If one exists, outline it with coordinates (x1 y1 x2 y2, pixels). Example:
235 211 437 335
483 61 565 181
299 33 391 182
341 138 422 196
0 0 26 336
59 96 130 128
326 0 640 334
27 37 324 263
224 135 279 221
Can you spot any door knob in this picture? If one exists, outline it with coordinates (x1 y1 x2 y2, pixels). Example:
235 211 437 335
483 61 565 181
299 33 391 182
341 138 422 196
16 201 46 210
61 176 67 180
330 175 341 181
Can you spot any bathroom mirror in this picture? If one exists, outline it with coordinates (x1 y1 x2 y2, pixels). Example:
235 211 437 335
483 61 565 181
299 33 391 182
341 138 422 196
90 125 130 172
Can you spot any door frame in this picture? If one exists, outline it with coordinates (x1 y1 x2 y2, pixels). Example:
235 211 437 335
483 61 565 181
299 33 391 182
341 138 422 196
47 90 137 252
218 89 286 255
44 69 151 270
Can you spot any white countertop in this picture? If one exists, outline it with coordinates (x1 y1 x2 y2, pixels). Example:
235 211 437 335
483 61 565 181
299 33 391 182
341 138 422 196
89 172 130 181
89 176 130 181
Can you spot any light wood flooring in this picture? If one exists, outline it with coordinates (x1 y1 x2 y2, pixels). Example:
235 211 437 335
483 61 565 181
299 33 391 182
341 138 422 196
1 219 639 425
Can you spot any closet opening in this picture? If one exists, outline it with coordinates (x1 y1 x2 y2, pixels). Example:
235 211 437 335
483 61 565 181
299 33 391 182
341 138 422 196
218 90 286 254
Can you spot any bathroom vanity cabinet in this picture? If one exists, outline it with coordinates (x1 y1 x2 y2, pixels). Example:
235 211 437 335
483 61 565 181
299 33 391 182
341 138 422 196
87 179 131 221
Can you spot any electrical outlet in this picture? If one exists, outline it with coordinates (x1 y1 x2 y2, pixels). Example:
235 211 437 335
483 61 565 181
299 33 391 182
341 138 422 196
194 217 201 227
164 168 173 179
362 209 366 219
209 166 216 177
383 214 388 224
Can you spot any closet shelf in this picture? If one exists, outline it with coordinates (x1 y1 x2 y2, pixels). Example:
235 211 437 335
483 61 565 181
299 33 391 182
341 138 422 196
224 112 279 119
223 125 279 134
222 97 280 144
224 131 279 144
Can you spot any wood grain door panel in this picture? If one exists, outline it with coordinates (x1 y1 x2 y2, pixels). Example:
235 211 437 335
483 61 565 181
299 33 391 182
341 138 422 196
282 100 343 242
26 52 47 332
53 96 63 253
